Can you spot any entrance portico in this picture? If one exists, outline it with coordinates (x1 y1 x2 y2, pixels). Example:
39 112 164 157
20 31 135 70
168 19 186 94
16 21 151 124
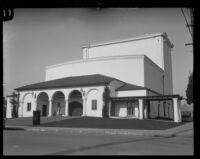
110 95 183 123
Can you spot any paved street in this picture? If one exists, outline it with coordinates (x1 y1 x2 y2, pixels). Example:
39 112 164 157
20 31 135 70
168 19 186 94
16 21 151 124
3 129 193 155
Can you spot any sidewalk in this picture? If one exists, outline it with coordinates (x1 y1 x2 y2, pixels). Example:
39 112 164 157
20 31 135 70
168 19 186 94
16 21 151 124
5 122 193 137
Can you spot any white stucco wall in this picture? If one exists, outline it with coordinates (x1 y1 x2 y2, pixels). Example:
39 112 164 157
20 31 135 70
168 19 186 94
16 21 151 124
149 100 174 119
23 93 36 117
86 89 103 117
83 35 164 69
6 97 12 118
114 101 139 118
163 39 173 94
46 55 145 88
116 90 147 97
18 85 105 118
46 33 174 95
133 106 139 118
109 80 125 97
115 102 127 117
147 90 160 96
144 56 164 94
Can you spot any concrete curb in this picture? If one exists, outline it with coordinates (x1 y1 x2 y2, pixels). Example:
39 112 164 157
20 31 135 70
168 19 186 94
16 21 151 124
5 121 193 137
5 125 191 137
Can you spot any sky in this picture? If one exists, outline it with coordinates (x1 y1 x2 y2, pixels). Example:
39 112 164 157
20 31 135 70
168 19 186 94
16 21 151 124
3 8 193 99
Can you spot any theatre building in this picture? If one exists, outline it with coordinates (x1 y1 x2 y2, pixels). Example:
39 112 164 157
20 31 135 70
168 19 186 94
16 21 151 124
6 32 182 122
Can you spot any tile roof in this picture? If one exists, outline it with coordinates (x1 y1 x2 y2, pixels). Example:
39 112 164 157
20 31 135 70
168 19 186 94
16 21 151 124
116 83 146 91
15 74 116 91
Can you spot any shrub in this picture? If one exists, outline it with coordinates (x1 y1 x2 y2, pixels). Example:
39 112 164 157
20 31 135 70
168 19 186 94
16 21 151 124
102 86 110 118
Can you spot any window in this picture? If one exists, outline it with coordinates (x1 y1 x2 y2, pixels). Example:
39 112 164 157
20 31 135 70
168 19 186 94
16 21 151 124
91 100 97 110
27 103 31 111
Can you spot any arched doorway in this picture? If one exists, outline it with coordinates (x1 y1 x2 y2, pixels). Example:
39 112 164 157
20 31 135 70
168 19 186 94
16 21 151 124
69 102 83 116
52 91 65 116
68 90 83 116
37 92 49 116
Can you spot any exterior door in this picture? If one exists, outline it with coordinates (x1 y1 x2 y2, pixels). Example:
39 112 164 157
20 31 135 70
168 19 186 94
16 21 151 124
42 105 47 116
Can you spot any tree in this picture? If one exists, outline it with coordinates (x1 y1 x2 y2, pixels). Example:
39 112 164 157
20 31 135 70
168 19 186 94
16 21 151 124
10 92 19 118
186 72 193 104
102 86 110 118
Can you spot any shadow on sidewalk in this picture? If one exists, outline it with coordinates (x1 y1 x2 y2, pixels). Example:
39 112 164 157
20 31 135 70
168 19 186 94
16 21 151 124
4 127 25 131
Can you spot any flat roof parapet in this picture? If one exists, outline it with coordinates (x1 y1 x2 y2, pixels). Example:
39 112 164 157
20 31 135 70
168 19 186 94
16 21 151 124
82 32 174 49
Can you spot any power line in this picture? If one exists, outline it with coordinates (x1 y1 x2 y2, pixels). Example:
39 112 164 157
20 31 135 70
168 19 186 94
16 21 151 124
180 8 193 42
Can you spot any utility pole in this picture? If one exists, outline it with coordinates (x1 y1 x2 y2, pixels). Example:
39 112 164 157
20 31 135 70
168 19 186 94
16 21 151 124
181 8 193 47
189 8 194 42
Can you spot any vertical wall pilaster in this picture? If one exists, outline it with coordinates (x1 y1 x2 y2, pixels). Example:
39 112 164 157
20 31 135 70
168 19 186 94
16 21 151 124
33 100 37 111
48 100 52 116
108 101 111 117
6 97 12 118
65 99 68 116
139 99 144 120
143 100 148 119
18 101 24 117
82 98 87 116
173 98 182 123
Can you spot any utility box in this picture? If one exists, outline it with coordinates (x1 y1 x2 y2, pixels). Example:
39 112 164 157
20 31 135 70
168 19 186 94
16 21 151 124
33 110 40 125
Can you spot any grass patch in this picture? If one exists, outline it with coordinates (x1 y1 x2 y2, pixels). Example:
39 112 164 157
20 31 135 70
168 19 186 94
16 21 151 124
38 117 185 130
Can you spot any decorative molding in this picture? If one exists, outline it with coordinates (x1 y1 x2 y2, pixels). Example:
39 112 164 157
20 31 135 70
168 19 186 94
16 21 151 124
46 54 145 69
81 32 170 48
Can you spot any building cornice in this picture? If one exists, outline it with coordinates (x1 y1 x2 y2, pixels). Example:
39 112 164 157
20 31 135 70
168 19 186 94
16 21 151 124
82 32 174 49
15 83 107 92
46 54 146 70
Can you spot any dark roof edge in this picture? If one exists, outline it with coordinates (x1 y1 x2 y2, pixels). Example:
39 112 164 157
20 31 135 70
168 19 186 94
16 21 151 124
14 82 109 91
116 83 146 91
115 83 127 91
111 94 183 100
14 74 120 91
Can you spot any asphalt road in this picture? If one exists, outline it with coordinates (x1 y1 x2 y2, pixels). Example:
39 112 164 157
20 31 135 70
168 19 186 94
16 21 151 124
3 129 193 155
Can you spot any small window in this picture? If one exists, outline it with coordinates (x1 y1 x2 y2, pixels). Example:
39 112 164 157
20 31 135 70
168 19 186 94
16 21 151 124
27 103 31 111
91 100 97 110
